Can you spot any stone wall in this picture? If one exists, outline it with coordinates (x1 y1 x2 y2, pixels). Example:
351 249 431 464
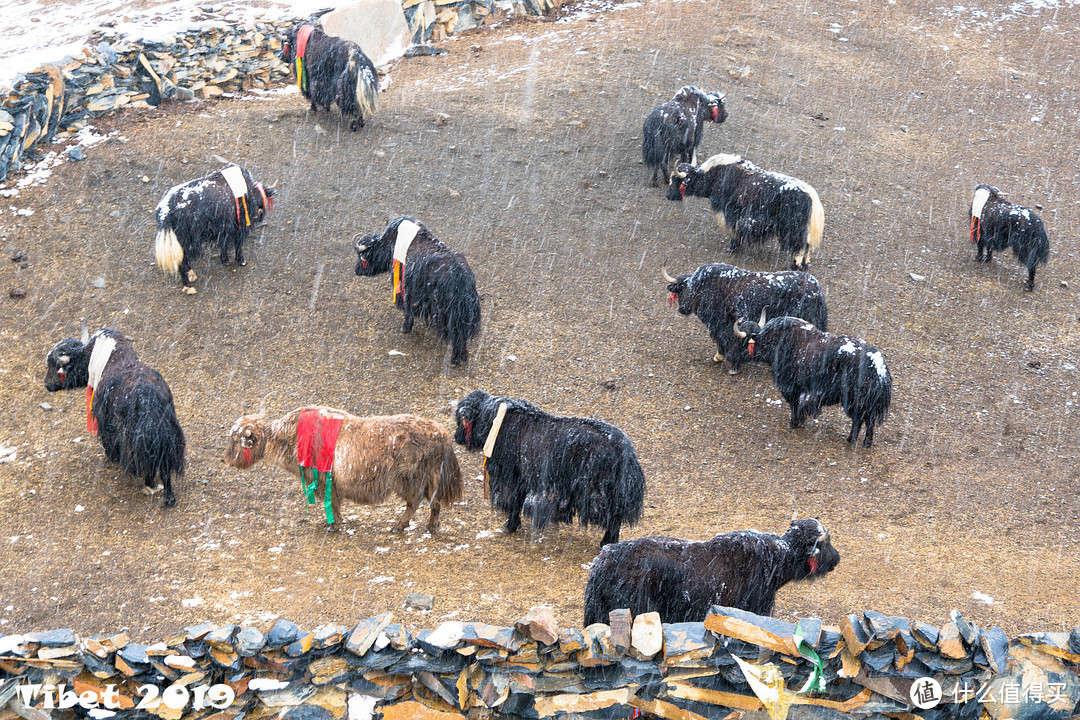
2 605 1078 720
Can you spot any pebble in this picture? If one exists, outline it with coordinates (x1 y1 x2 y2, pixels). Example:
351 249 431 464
908 272 926 282
92 277 106 288
68 146 86 161
404 592 435 611
39 403 52 411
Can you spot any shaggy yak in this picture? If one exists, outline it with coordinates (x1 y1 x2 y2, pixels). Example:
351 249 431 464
734 315 892 447
969 183 1050 291
355 217 481 366
453 389 645 547
663 262 828 375
642 85 727 187
154 163 275 294
583 519 840 624
668 154 824 270
44 328 185 507
224 406 463 532
282 22 379 131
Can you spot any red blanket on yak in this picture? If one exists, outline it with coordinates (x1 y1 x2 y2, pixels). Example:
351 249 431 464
296 409 343 523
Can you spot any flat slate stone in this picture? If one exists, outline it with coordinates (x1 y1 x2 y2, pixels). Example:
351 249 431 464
608 610 631 654
630 612 662 659
705 606 798 656
235 626 266 657
950 609 978 646
267 620 301 647
1017 632 1080 664
911 621 939 648
558 628 585 655
460 623 525 653
205 624 238 650
514 607 560 646
313 624 348 650
937 621 967 659
839 614 871 656
662 622 715 665
795 618 822 647
117 643 149 666
184 622 216 640
286 632 315 657
346 612 395 657
32 629 76 648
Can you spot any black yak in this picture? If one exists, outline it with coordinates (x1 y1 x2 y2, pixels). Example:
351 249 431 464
583 519 840 624
44 328 185 507
642 85 727 187
668 154 824 269
282 22 379 131
355 217 481 366
224 407 463 533
154 163 275 294
663 262 827 375
734 315 892 447
453 389 645 547
969 183 1050 291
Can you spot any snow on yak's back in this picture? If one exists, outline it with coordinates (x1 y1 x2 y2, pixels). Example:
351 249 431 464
154 164 274 294
282 22 379 131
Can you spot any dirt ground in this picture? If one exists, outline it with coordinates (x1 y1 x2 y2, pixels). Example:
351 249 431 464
0 0 1077 643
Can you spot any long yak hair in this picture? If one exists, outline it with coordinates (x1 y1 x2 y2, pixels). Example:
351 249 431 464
355 217 481 366
223 407 463 533
44 328 185 507
583 519 841 625
453 389 646 548
282 22 379 131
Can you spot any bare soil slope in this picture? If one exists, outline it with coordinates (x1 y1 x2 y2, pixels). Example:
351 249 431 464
0 0 1077 639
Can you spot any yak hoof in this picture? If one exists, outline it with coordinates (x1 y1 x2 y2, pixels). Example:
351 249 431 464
187 270 197 282
390 524 406 534
183 286 197 295
713 352 724 363
164 495 177 508
727 366 740 375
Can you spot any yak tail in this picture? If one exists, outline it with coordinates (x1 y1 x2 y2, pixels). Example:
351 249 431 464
354 52 379 118
804 183 824 252
126 385 186 492
433 441 464 505
614 439 646 528
155 227 183 276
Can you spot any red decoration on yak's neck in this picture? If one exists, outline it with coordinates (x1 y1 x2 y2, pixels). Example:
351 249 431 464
808 556 819 574
679 182 687 199
463 419 473 447
669 292 677 306
711 106 719 121
243 446 252 467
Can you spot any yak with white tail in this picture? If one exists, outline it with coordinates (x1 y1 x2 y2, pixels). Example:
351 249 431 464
44 328 185 507
968 183 1050 291
283 22 379 131
668 154 824 269
223 406 463 533
154 163 275 294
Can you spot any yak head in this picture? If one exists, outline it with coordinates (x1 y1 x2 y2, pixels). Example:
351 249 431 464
732 308 770 359
44 337 90 391
224 414 268 469
254 182 275 223
454 389 494 450
281 25 300 64
783 518 840 581
667 163 695 202
661 267 695 314
353 231 388 276
706 91 728 124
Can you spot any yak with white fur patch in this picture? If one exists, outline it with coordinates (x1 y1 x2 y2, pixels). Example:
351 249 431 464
969 183 1050 291
44 328 185 507
668 154 824 269
734 315 892 447
642 85 727 187
223 407 463 533
282 22 379 131
584 519 840 624
663 263 828 375
355 217 481 366
154 163 274 294
454 389 645 548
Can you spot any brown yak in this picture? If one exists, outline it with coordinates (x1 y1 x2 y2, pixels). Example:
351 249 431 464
223 406 463 532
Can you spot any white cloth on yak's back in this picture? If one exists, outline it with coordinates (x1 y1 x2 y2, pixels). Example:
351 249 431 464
394 220 421 265
219 164 249 199
483 402 508 459
971 187 990 220
87 335 117 391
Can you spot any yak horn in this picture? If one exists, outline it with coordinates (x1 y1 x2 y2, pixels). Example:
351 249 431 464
791 502 799 522
58 354 70 365
81 320 89 345
662 266 677 283
267 180 279 190
758 307 767 325
733 318 747 339
242 426 253 437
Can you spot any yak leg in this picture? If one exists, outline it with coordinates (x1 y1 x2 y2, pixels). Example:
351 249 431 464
401 303 414 333
426 500 442 533
392 498 420 533
162 476 176 508
235 237 245 266
178 257 197 294
1026 267 1036 291
504 498 524 534
847 417 863 445
600 522 621 547
983 247 994 264
862 421 875 448
976 241 985 262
